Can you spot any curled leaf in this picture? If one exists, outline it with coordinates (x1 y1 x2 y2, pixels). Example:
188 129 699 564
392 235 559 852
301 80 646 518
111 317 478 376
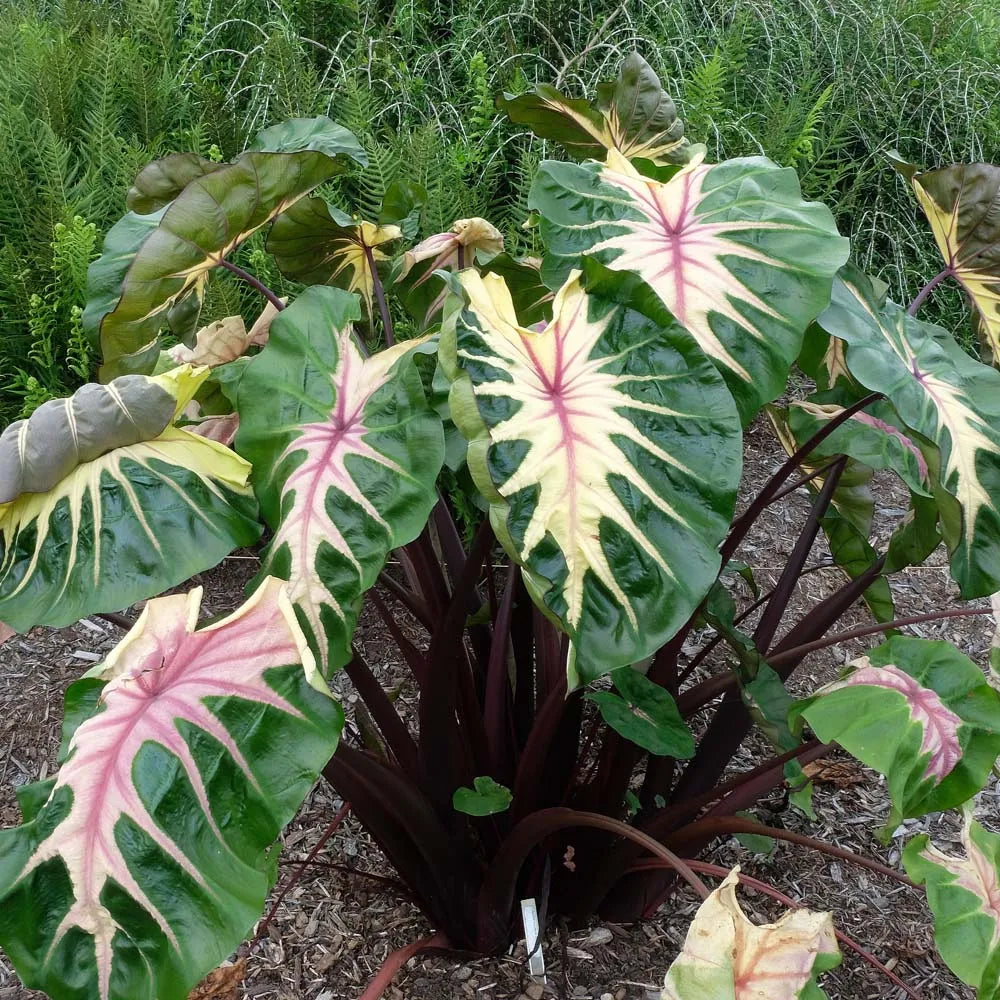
661 867 840 999
0 367 261 631
904 814 1000 992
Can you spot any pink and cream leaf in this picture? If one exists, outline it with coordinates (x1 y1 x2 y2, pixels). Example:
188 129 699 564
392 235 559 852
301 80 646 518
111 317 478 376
796 636 1000 829
235 285 444 674
816 266 1000 597
905 815 1000 993
440 261 742 686
661 867 840 1000
0 579 342 1000
531 150 849 422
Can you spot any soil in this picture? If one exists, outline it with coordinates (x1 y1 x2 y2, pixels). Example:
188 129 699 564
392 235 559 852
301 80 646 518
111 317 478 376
0 418 994 1000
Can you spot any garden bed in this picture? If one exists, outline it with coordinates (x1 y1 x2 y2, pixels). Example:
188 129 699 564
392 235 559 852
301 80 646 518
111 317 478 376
0 420 990 1000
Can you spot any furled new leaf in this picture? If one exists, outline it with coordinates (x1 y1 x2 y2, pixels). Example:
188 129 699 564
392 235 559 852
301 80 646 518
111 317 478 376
499 53 691 165
586 666 695 757
440 260 742 686
904 814 1000 995
267 198 402 317
0 367 260 632
661 867 840 999
816 266 1000 596
891 156 1000 363
91 118 365 379
532 150 849 423
0 579 342 1000
794 637 1000 829
235 286 444 674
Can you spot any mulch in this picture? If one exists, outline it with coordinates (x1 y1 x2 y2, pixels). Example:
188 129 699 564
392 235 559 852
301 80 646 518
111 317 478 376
0 418 991 999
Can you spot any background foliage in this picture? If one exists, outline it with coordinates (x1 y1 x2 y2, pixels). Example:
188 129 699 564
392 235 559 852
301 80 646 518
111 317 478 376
1 0 999 421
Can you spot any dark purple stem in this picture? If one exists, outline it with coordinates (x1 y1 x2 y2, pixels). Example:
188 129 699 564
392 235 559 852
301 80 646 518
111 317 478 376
218 257 285 313
363 244 395 346
907 267 951 316
768 606 992 667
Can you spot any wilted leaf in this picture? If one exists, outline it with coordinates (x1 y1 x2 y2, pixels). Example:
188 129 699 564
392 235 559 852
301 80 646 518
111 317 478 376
168 316 256 367
187 958 246 1000
661 867 840 999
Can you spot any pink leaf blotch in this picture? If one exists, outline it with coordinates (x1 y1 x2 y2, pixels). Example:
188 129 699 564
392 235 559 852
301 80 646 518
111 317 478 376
832 659 962 782
921 817 1000 948
11 578 318 1000
662 867 839 999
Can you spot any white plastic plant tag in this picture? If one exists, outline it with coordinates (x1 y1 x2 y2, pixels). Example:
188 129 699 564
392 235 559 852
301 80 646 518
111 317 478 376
520 896 546 982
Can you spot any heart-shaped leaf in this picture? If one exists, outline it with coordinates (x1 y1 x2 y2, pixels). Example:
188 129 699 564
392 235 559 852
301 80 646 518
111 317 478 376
532 150 849 423
794 636 1000 829
235 286 444 673
587 667 695 757
452 777 513 817
440 260 742 686
0 579 341 1000
499 53 691 166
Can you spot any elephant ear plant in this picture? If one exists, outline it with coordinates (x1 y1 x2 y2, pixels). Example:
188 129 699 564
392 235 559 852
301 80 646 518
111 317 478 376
2 56 1000 1000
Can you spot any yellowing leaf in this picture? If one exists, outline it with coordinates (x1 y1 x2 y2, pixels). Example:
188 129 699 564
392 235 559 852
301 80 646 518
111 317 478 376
661 868 840 1000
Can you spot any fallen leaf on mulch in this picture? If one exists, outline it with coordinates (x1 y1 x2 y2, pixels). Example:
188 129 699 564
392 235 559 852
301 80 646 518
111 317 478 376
802 759 866 788
0 621 14 646
187 958 246 999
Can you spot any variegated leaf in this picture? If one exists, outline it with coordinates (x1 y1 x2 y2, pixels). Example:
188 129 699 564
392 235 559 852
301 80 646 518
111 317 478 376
0 579 342 1000
794 636 1000 829
532 150 849 422
816 266 1000 597
267 198 402 318
499 53 691 165
90 118 365 379
0 367 260 632
440 260 741 686
766 402 892 620
661 867 840 1000
235 286 444 674
786 397 932 497
891 156 1000 363
904 814 1000 994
